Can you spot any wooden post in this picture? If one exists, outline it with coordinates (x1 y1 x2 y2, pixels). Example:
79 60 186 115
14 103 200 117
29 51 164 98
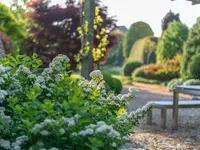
81 0 95 79
161 107 166 129
172 90 179 130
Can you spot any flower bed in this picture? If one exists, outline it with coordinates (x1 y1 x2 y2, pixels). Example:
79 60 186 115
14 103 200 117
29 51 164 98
0 54 153 150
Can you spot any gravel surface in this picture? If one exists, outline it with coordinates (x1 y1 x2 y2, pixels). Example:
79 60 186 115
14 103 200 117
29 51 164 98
122 83 200 150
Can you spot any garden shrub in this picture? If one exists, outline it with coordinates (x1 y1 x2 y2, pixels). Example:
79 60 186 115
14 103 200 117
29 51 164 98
183 79 200 86
123 21 154 58
103 73 122 94
132 76 163 85
132 66 145 78
167 78 184 91
123 61 142 76
0 54 154 150
132 55 180 81
187 54 200 79
181 17 200 79
156 21 188 62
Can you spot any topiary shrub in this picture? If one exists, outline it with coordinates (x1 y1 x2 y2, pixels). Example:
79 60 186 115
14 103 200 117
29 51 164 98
112 77 123 94
123 61 142 76
132 66 145 78
187 54 200 79
0 54 153 150
132 55 181 81
103 73 122 94
183 79 200 86
167 78 184 91
181 17 200 79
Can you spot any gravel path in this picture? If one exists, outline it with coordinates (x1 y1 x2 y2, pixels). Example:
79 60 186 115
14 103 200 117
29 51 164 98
122 83 200 150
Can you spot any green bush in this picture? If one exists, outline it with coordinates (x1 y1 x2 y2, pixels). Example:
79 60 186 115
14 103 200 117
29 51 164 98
167 78 184 91
132 76 163 84
183 79 200 86
103 73 122 94
0 54 154 150
112 78 123 94
156 21 188 62
188 54 200 79
123 61 142 76
123 21 154 58
132 66 145 78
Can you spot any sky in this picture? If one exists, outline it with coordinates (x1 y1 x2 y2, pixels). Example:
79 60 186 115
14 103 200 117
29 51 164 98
2 0 200 36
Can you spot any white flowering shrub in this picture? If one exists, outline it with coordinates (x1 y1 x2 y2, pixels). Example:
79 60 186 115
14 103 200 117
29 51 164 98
0 54 153 150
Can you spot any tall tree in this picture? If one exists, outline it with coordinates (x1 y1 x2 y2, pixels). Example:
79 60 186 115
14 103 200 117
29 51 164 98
81 0 95 79
181 17 200 79
0 3 27 55
123 21 154 58
156 21 189 62
25 0 116 70
162 10 180 31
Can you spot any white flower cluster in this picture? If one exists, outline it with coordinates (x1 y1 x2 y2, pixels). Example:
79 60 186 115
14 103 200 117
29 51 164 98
31 119 56 135
0 135 28 150
0 90 7 103
0 107 12 124
62 116 76 127
79 121 121 139
49 55 70 72
0 65 5 74
15 65 31 76
127 102 154 123
89 70 103 80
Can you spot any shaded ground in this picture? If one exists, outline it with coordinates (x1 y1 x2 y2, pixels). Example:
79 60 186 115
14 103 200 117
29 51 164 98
122 82 200 150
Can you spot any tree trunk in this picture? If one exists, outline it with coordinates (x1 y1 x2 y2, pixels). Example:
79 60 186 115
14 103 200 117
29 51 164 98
81 0 95 79
0 39 6 57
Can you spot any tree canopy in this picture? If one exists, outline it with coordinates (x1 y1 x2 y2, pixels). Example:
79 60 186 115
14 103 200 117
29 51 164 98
0 3 27 46
156 21 188 62
181 17 200 79
161 10 180 31
123 21 154 58
25 0 116 69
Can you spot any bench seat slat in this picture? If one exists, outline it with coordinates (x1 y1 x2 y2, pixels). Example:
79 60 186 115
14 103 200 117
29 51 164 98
152 100 200 108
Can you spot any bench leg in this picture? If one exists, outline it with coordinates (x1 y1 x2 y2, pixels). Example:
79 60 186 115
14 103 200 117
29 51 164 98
161 107 166 129
147 109 152 125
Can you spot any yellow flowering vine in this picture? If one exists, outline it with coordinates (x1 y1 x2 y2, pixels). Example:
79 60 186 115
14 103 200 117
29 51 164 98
76 4 109 62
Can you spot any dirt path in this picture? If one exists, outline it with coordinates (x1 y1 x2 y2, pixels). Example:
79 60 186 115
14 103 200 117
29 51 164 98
122 83 200 150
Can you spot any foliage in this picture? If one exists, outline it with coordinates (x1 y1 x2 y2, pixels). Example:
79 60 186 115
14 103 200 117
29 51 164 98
162 10 180 31
129 36 157 64
0 3 27 47
181 17 200 79
101 65 122 75
107 28 125 66
132 66 145 78
156 21 189 62
123 21 154 58
123 61 142 76
167 78 184 91
188 54 200 79
132 55 181 81
132 76 163 85
0 54 154 150
103 73 122 94
25 0 116 70
183 79 200 86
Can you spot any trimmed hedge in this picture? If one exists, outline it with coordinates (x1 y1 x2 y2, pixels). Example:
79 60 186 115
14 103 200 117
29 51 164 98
132 76 163 84
103 73 122 94
188 54 200 79
123 61 142 76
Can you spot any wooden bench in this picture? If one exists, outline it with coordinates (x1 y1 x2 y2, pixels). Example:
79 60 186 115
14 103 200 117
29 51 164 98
147 100 200 129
